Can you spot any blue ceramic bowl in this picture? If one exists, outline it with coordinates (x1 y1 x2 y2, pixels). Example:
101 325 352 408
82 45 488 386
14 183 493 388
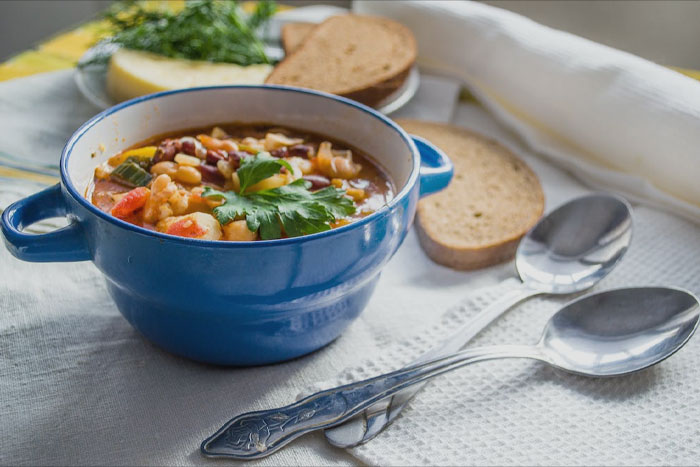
2 86 452 365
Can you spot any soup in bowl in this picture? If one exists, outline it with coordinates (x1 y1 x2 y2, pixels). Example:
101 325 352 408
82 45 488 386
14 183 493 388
89 123 395 241
1 86 452 365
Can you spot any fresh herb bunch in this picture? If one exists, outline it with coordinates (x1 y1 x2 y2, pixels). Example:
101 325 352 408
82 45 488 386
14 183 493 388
90 0 276 66
203 153 356 239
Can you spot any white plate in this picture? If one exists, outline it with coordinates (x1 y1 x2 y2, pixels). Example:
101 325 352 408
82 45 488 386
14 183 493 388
74 43 419 115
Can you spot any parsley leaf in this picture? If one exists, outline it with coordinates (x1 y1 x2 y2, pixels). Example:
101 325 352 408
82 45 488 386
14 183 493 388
203 179 356 240
237 152 294 194
252 181 356 237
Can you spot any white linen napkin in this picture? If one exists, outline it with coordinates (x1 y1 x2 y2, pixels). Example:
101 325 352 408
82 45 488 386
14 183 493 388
355 0 700 221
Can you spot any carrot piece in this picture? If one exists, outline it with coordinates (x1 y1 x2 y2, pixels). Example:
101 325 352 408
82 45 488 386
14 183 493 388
197 134 238 152
165 218 207 238
111 187 150 219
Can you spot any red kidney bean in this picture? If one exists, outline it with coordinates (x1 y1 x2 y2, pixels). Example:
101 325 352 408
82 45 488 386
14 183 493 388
205 149 226 165
197 163 225 184
152 139 179 163
180 139 196 156
288 144 312 158
303 174 331 190
270 147 288 158
227 150 249 170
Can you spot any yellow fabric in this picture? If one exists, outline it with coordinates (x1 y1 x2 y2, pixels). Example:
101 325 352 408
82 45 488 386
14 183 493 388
38 24 108 62
0 51 74 82
673 67 700 81
0 166 59 185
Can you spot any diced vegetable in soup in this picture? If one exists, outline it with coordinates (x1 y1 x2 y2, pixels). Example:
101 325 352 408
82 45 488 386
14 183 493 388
87 125 395 241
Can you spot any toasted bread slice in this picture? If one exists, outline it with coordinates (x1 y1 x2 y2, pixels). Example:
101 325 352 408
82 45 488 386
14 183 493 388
267 15 416 107
397 119 545 270
280 22 315 54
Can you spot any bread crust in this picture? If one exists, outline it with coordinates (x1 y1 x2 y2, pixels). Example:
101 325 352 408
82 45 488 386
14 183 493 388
267 15 416 107
342 66 413 107
397 119 545 270
415 216 523 270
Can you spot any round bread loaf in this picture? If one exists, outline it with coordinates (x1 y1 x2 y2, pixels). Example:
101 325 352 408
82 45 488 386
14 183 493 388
397 119 545 270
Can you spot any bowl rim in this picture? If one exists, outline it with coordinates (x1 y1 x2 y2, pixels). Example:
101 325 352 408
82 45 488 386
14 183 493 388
60 84 420 247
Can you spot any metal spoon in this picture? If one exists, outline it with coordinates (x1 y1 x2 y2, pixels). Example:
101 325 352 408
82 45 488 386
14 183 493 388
201 286 699 460
325 193 633 448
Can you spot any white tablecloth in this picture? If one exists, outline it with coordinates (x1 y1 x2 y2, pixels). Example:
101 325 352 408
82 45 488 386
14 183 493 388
1 68 699 466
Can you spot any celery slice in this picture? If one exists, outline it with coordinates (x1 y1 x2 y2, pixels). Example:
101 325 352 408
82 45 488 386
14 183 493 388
111 161 152 187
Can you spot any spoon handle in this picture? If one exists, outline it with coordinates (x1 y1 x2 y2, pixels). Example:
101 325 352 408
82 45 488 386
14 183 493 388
325 283 540 448
201 344 542 460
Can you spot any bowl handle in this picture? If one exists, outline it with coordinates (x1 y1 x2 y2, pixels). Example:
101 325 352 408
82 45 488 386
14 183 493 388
1 184 90 262
412 135 453 198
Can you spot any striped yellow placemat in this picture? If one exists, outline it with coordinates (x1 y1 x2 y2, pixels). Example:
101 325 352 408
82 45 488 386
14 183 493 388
0 166 59 185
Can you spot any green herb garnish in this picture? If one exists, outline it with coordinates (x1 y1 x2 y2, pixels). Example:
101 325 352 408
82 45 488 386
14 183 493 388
111 161 152 187
85 0 276 67
202 153 356 239
204 180 356 239
237 151 293 194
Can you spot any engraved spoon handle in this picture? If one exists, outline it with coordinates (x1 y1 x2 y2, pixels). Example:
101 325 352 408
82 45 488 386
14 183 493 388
324 283 540 448
201 343 543 460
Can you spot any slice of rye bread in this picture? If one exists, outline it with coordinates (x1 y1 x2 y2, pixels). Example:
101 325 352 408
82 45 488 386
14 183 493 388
280 22 315 54
397 119 545 270
267 15 417 107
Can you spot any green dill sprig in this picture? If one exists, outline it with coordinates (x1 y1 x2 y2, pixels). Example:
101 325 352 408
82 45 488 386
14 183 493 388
81 0 276 67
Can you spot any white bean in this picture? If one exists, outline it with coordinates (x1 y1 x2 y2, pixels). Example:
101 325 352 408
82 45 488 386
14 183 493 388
174 166 202 185
174 153 201 167
150 161 178 176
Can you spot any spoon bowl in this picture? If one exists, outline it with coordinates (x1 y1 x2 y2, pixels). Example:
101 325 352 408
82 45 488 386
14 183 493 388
541 287 700 376
516 194 633 294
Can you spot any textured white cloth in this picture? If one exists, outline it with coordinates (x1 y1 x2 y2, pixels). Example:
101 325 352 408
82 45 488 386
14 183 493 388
355 0 700 222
